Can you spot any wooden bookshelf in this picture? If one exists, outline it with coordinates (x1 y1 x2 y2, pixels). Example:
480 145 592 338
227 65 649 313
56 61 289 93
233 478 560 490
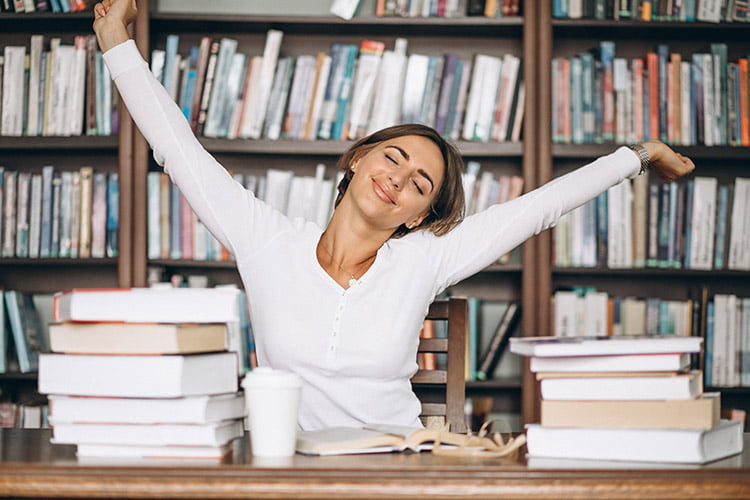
2 1 749 427
534 2 750 422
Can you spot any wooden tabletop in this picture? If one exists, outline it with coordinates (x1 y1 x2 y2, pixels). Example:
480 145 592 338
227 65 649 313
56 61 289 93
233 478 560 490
2 429 749 499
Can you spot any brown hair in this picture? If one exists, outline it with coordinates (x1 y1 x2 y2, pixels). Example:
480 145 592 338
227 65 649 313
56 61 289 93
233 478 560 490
334 124 465 238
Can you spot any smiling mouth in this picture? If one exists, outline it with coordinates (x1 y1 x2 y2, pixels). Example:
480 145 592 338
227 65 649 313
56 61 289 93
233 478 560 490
372 179 396 204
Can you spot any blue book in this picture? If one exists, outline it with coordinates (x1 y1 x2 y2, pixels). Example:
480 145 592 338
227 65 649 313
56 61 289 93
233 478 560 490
4 291 46 374
580 52 595 143
704 301 714 386
710 43 728 146
683 179 694 268
657 44 669 142
713 184 729 269
331 44 359 140
180 46 200 121
39 166 54 258
106 173 119 258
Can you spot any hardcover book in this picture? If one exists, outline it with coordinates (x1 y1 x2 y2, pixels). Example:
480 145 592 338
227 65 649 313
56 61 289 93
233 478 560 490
525 419 743 464
509 334 702 357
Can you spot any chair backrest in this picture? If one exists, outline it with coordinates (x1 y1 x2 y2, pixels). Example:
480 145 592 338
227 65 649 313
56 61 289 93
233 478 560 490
411 297 467 434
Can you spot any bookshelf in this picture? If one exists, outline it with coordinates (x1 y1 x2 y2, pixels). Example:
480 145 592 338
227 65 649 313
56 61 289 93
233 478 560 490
533 2 750 422
3 1 749 429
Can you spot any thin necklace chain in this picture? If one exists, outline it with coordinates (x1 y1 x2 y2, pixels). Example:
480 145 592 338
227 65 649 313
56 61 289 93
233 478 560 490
320 239 374 285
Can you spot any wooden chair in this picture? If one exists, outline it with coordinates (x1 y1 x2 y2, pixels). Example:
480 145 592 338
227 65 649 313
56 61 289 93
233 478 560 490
411 297 468 434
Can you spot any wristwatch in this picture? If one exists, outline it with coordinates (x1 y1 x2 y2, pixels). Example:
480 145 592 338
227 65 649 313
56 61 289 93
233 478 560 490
628 143 650 176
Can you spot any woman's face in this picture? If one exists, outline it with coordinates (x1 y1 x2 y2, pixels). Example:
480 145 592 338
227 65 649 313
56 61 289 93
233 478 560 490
345 134 445 233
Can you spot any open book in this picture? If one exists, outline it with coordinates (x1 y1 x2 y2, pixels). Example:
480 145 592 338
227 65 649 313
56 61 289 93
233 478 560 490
295 424 469 456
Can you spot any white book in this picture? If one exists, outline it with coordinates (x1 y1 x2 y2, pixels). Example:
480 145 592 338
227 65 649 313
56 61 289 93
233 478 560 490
263 56 294 140
48 393 245 425
219 52 247 138
263 169 294 215
67 36 87 136
347 46 383 140
90 172 108 258
688 176 718 270
51 419 244 447
147 171 162 259
50 45 76 136
401 53 430 124
509 334 703 357
39 352 239 398
304 54 332 140
28 173 43 258
204 38 238 138
241 29 283 139
538 370 703 401
463 54 502 142
52 287 240 323
75 442 232 459
367 38 408 134
553 291 582 337
529 352 692 373
1 46 26 136
525 420 743 464
727 178 750 271
607 179 633 268
27 35 44 136
680 61 692 145
582 291 608 335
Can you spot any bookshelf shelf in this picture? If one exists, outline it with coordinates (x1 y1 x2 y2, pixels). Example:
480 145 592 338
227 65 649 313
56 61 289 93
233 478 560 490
196 138 523 157
552 19 750 41
552 268 750 279
0 258 118 266
552 144 750 160
0 11 95 32
149 13 524 37
0 136 119 151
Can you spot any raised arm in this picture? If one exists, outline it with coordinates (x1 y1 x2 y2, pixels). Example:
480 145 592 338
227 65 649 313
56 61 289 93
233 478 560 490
425 141 695 289
92 0 289 258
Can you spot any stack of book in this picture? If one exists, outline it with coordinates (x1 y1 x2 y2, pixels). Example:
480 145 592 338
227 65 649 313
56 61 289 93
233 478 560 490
37 287 247 459
510 334 745 464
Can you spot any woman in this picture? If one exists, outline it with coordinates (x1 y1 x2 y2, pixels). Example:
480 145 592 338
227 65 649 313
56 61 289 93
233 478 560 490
93 0 695 431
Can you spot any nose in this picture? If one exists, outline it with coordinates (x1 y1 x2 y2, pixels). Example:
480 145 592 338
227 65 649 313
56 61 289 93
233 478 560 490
388 170 407 190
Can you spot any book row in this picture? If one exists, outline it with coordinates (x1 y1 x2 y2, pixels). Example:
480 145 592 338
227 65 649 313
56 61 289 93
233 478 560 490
552 287 750 389
0 166 119 260
554 174 750 271
153 31 524 144
0 0 88 13
146 160 517 263
553 0 750 22
552 42 750 147
0 402 47 429
1 34 118 137
374 0 520 17
706 293 750 387
552 288 697 338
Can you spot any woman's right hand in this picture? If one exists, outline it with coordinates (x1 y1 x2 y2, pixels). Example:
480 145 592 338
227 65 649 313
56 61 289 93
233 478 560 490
93 0 138 53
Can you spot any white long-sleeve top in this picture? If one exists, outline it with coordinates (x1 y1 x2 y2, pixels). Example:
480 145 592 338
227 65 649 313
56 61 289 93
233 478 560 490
104 40 641 431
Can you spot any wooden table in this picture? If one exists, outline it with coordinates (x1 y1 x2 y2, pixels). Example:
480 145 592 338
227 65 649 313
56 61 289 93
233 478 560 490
2 429 749 499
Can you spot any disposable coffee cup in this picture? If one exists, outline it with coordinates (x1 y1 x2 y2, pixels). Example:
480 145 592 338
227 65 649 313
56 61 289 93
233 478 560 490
241 367 302 457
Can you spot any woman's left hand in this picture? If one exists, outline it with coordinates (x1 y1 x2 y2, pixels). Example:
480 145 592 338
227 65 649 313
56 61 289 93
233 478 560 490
640 140 695 182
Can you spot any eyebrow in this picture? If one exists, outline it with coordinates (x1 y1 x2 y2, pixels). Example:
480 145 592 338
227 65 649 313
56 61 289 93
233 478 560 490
386 145 435 193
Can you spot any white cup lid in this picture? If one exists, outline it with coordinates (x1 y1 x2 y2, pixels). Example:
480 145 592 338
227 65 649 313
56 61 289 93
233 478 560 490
242 367 302 389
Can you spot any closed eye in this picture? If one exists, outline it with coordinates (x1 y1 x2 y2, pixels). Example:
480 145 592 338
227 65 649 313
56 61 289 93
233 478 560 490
412 180 424 195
